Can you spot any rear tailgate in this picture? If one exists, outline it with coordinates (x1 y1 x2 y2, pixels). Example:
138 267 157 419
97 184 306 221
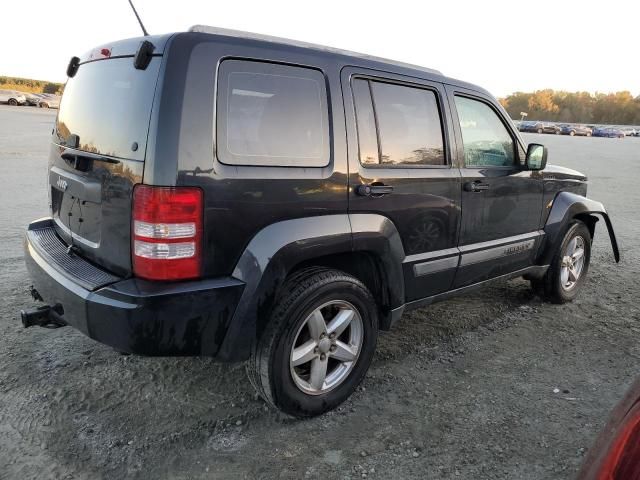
50 36 168 277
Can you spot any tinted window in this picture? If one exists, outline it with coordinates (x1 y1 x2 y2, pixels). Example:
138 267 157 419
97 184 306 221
454 96 515 167
55 57 161 161
355 81 445 166
352 79 379 165
217 60 329 167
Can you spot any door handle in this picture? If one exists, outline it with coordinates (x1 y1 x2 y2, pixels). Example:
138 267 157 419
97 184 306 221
464 181 490 192
355 183 394 197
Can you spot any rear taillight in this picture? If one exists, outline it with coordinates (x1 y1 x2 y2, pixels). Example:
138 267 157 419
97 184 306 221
132 185 203 281
597 407 640 480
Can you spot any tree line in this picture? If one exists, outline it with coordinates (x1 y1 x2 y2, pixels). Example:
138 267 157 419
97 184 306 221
499 90 640 125
0 76 63 94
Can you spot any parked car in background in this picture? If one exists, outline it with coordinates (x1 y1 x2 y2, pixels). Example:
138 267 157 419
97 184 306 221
593 127 625 138
24 93 47 106
578 378 640 479
38 95 61 109
519 121 561 134
620 127 637 137
561 124 593 136
0 89 26 106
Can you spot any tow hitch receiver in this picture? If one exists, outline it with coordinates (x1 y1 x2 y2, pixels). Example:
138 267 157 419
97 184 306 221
21 304 66 329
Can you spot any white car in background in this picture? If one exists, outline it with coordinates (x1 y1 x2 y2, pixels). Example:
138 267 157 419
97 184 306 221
0 90 26 106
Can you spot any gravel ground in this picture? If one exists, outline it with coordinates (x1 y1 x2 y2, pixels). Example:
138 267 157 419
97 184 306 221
1 104 639 480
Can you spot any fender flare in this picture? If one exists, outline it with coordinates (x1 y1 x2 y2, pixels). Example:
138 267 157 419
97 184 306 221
540 191 620 265
217 214 406 361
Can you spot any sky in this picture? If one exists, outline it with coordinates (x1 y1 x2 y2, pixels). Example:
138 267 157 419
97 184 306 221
1 0 638 98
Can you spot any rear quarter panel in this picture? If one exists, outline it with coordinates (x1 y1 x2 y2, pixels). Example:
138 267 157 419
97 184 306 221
154 33 349 277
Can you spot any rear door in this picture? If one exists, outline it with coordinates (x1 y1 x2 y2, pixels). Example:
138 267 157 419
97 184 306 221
447 87 544 287
50 46 163 277
342 67 461 302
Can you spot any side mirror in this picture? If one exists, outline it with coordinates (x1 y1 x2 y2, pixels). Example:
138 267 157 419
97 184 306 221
525 143 547 171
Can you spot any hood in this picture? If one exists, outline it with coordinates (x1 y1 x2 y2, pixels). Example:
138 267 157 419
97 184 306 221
542 164 587 182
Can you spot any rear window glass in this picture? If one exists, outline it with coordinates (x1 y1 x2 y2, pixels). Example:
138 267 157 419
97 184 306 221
352 78 445 167
55 57 161 161
372 82 445 166
216 60 329 167
352 79 379 165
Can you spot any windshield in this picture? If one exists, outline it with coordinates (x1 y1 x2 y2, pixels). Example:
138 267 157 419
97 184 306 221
55 56 161 161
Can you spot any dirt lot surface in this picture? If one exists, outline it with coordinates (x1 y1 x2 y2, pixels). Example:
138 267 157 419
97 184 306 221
1 104 639 479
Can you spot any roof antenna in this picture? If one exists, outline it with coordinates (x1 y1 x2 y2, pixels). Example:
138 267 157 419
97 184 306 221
128 0 149 36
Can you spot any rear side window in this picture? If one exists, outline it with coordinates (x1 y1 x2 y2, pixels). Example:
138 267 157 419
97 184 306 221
351 79 379 165
454 96 515 167
352 78 445 167
55 57 161 161
217 60 329 167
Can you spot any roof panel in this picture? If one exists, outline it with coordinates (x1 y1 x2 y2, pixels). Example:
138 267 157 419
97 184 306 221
188 25 443 76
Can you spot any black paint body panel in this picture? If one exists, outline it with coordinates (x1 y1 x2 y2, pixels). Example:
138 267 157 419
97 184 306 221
540 191 619 264
25 220 244 356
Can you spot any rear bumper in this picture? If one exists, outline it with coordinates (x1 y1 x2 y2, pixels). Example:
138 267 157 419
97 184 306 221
24 218 245 357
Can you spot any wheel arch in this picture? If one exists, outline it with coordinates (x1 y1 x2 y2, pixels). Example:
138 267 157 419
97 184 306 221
539 191 620 265
217 214 406 361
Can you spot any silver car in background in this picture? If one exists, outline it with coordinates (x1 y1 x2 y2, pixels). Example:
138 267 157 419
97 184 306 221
38 94 61 109
24 93 46 106
0 90 27 106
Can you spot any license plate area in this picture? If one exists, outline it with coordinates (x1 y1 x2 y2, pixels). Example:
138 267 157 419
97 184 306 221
50 166 102 245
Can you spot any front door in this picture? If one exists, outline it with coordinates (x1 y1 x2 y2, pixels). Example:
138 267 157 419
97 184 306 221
447 88 544 288
342 67 461 301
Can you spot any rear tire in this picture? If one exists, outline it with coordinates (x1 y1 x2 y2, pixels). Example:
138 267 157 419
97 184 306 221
39 102 49 108
247 267 379 417
537 128 543 134
534 221 591 303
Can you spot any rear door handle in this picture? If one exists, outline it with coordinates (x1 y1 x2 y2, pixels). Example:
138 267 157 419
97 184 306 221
355 184 394 197
464 181 490 192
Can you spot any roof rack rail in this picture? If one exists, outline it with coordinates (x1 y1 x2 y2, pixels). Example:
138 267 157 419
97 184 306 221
188 25 443 76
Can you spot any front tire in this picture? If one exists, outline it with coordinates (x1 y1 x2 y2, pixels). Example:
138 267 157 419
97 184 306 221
534 221 591 303
247 267 379 417
8 98 18 106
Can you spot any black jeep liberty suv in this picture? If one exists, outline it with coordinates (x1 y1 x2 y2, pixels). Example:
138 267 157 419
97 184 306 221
22 26 619 417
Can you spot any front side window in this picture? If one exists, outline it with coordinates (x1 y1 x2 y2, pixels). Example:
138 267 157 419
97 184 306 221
217 60 329 167
454 96 516 167
352 78 445 167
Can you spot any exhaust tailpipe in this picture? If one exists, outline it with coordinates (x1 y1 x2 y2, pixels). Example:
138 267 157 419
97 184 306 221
21 304 66 329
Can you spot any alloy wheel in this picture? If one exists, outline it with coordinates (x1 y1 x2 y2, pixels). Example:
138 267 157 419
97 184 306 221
289 300 363 395
561 235 586 290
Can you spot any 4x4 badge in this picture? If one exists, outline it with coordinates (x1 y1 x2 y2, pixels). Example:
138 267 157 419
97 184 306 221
56 177 68 191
